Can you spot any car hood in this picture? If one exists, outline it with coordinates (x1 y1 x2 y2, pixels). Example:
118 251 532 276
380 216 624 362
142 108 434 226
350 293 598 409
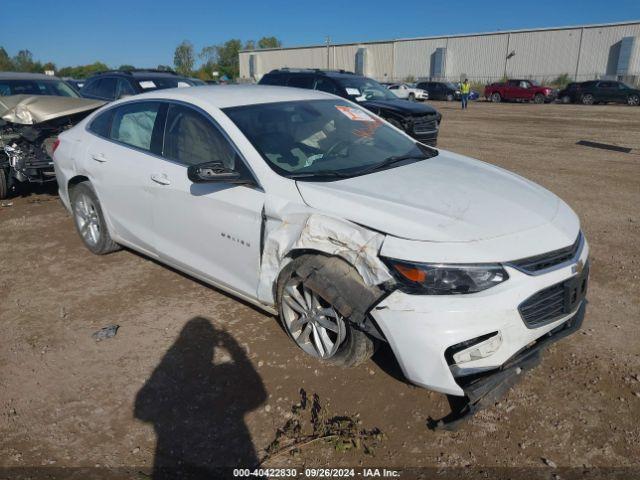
0 95 106 125
296 150 562 243
360 99 438 116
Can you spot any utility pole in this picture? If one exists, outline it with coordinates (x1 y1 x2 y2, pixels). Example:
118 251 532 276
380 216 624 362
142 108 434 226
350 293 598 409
326 36 331 69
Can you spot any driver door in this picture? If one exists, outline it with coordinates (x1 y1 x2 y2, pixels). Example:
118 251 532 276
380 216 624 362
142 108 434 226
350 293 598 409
150 102 264 298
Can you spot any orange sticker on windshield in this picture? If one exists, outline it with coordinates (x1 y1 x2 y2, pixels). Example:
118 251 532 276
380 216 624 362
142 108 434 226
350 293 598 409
335 105 374 122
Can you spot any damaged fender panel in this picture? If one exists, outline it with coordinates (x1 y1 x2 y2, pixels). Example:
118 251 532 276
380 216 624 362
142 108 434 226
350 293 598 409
257 197 393 305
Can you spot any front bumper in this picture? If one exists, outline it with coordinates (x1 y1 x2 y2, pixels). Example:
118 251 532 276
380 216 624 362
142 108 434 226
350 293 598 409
370 238 589 397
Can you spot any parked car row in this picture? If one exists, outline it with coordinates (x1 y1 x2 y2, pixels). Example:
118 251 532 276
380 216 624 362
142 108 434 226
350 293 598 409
557 80 640 106
259 69 442 146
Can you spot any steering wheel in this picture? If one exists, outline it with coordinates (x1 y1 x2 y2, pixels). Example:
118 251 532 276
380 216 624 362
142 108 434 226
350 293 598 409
325 140 350 159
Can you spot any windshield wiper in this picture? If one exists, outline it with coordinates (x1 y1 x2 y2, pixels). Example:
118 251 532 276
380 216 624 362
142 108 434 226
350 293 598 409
288 170 352 180
353 153 431 176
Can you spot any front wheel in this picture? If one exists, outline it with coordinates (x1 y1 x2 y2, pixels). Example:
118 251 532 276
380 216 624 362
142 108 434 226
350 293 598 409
277 255 379 367
627 94 640 106
581 94 595 105
407 93 416 102
533 94 545 104
561 95 571 104
70 182 120 255
446 93 454 102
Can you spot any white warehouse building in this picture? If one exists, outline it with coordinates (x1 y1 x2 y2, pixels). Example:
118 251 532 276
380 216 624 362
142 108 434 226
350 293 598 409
239 20 640 85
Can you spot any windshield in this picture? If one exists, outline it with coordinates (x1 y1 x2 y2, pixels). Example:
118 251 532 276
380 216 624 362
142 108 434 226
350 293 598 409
336 77 398 102
136 77 194 91
445 82 458 90
0 79 79 97
224 99 436 180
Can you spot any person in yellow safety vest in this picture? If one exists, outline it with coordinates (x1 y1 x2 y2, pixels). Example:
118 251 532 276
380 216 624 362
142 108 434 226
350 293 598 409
461 79 471 109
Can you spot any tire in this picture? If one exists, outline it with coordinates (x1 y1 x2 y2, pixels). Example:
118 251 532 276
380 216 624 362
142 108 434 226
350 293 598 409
491 92 502 103
277 255 381 367
627 94 640 106
0 169 8 200
446 93 454 102
408 93 416 102
70 182 120 255
581 94 595 105
561 95 571 104
533 94 545 104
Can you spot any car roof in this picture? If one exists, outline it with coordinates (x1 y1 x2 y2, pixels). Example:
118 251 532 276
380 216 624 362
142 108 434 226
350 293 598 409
111 84 336 109
87 70 190 80
266 69 363 80
0 72 62 80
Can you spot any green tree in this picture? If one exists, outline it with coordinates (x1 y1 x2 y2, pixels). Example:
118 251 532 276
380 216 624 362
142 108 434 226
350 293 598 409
42 62 57 73
156 65 174 72
118 64 136 71
217 39 242 79
257 36 281 49
243 40 256 51
13 49 35 71
199 45 218 69
173 41 195 76
0 47 14 71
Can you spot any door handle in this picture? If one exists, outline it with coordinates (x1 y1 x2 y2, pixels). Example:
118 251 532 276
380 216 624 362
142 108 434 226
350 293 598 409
91 153 107 163
150 173 171 186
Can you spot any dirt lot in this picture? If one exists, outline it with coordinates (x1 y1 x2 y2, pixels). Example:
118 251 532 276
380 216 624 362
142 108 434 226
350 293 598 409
1 101 639 479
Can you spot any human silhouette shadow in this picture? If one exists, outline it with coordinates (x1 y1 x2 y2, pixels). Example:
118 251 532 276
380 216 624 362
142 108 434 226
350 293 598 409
135 317 267 479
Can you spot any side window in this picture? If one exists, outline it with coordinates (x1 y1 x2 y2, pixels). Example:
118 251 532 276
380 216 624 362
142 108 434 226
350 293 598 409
163 104 237 168
81 78 99 96
388 85 398 90
287 75 314 89
315 77 338 94
116 79 136 98
95 78 117 99
260 74 287 86
110 102 161 151
89 109 114 137
599 81 613 89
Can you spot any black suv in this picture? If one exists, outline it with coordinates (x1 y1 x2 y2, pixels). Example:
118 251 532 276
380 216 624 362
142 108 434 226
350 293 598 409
80 70 200 101
558 80 640 106
259 69 442 146
416 81 460 101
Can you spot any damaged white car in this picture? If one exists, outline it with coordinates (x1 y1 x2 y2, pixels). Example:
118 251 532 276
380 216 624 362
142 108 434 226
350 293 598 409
53 86 589 427
0 94 105 198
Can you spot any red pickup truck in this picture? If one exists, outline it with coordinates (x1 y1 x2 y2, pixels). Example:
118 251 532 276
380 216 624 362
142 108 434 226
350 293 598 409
485 79 556 103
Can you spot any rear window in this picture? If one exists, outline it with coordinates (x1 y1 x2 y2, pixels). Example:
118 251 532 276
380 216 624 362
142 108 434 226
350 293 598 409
136 77 194 91
259 74 288 86
0 79 79 97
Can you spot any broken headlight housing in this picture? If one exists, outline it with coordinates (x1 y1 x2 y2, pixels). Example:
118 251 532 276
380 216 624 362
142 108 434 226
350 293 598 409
384 259 509 295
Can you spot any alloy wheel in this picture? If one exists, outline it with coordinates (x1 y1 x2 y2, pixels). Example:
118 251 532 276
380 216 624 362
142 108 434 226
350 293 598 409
281 278 346 359
628 95 639 106
74 193 101 246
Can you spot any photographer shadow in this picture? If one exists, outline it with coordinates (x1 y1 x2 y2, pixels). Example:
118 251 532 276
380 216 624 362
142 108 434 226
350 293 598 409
135 316 266 479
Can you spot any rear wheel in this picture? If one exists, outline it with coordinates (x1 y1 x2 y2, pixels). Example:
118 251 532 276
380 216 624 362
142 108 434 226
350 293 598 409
70 182 120 255
581 94 595 105
0 169 8 200
491 92 502 103
277 255 380 367
533 93 545 104
627 94 640 106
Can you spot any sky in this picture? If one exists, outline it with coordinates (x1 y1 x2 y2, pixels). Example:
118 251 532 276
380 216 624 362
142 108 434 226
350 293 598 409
2 0 640 68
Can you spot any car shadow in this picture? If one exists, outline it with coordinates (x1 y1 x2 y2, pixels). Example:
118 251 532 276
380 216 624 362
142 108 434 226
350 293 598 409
134 317 267 479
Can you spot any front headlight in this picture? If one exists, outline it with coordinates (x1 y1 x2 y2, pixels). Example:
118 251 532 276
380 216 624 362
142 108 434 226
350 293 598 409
383 259 509 295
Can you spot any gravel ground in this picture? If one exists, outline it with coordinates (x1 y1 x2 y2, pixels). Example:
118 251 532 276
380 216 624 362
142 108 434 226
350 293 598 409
1 101 639 479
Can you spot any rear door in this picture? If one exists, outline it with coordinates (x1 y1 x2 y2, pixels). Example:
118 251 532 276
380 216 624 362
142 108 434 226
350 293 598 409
150 102 264 297
86 101 165 255
596 82 615 102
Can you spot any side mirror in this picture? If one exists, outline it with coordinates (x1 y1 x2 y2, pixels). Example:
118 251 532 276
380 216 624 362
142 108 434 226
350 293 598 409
187 161 251 185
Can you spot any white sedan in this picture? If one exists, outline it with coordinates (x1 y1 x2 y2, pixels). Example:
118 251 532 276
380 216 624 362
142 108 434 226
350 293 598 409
386 83 429 101
53 85 588 424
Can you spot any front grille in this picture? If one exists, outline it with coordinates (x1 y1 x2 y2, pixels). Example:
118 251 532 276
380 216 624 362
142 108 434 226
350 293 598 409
519 263 589 327
412 116 438 134
510 232 582 274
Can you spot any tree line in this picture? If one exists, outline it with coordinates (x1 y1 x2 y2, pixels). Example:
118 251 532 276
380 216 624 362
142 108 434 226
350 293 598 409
0 36 281 80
